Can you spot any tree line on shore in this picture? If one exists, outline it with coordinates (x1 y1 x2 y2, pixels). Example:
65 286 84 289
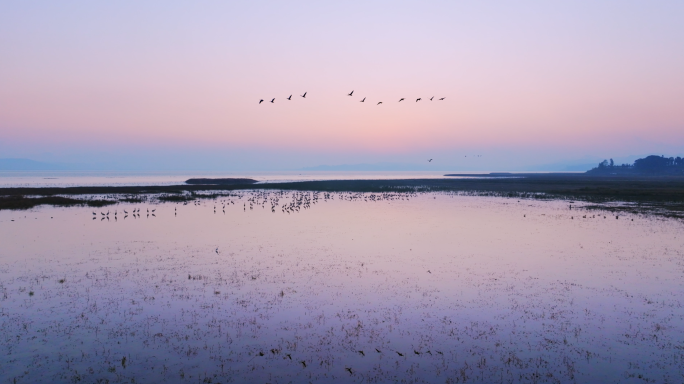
587 155 684 175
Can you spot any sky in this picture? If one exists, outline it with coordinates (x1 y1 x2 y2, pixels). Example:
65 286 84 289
1 1 683 171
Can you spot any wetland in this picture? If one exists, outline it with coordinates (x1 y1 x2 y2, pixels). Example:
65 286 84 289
1 190 683 383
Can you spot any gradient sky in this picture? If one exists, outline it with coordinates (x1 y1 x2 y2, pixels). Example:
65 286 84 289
1 1 683 170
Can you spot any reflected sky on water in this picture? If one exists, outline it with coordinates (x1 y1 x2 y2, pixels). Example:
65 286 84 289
1 192 682 383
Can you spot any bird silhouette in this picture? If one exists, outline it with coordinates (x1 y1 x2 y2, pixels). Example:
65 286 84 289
416 98 422 102
287 95 292 100
259 99 264 104
348 90 354 96
360 97 365 102
439 97 445 100
377 102 382 105
399 98 405 102
301 92 307 98
428 159 432 162
270 98 275 103
430 96 434 101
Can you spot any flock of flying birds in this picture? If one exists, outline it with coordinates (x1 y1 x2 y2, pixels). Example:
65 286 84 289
259 90 445 105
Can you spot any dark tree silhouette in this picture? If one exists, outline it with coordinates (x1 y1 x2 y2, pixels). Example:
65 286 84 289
588 155 684 175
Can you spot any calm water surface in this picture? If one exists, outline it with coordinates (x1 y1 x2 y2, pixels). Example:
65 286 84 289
1 193 682 383
0 171 461 187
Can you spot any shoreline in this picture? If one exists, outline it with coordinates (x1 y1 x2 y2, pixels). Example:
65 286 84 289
2 174 684 216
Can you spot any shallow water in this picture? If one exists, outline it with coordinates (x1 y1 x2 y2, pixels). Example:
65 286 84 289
1 193 683 383
0 170 460 188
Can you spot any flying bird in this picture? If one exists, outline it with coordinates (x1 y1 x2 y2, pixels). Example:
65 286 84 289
348 90 354 96
301 92 307 98
259 99 264 104
377 102 382 105
270 98 275 103
430 96 434 101
360 97 365 102
287 95 292 100
439 97 445 100
416 98 421 102
428 159 432 162
399 98 404 102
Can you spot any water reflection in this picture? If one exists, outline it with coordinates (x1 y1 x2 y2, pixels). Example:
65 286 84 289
0 193 682 383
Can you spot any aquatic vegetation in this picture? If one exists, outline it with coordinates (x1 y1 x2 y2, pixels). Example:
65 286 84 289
0 192 682 382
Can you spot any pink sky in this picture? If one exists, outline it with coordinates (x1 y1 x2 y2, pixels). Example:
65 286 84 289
1 1 683 170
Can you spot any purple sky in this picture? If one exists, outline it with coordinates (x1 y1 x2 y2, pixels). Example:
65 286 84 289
1 1 683 170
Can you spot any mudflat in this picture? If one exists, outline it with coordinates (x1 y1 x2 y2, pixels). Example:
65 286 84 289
2 174 684 215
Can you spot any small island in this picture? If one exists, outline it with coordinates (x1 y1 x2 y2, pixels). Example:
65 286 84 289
586 155 684 176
